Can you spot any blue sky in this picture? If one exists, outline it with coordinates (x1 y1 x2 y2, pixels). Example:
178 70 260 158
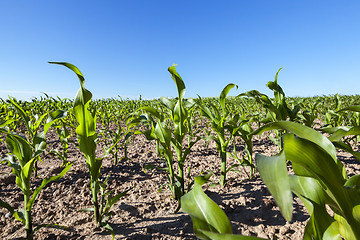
1 1 360 100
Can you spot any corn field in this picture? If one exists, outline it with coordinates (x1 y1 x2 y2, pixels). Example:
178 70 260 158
1 63 360 239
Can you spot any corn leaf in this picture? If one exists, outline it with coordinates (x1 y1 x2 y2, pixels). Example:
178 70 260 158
8 97 31 129
339 105 360 113
27 163 73 211
6 134 32 167
334 214 357 240
0 198 15 215
219 83 237 110
200 231 265 240
44 110 67 134
168 64 185 101
322 221 342 240
256 151 292 221
155 121 171 146
20 157 36 194
181 182 232 240
49 62 95 138
159 97 175 111
284 133 346 186
253 121 346 178
103 187 133 215
140 106 162 120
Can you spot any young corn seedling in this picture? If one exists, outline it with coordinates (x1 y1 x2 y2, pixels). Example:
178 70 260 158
238 68 301 149
196 83 239 187
129 64 201 212
98 106 132 165
49 62 131 239
50 114 74 167
0 117 72 240
323 94 345 128
102 126 131 165
230 112 256 179
298 98 321 128
0 108 15 139
6 97 67 176
345 109 360 144
254 121 360 239
319 104 360 161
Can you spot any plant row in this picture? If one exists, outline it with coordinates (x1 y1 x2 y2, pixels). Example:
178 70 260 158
1 63 360 239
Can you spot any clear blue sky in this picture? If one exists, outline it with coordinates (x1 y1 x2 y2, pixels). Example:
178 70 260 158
1 1 360 100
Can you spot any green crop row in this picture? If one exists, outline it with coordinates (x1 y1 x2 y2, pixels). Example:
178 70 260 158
1 63 360 239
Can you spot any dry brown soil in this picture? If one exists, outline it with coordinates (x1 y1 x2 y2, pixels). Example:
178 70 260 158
0 127 359 239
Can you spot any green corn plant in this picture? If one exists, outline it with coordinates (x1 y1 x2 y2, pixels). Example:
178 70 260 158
98 106 132 165
318 104 360 161
0 109 15 137
49 62 131 239
345 108 360 144
253 121 360 239
0 122 72 240
347 111 360 128
129 64 202 212
324 110 342 127
6 97 67 176
102 125 132 165
230 112 256 179
238 68 300 123
97 103 115 130
298 98 321 127
319 124 360 161
238 68 301 149
196 83 239 186
322 94 346 128
50 114 74 167
79 172 132 235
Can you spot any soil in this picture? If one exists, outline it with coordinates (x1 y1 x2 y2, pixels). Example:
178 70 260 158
0 124 359 240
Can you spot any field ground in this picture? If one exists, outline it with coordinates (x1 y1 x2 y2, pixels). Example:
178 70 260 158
1 124 360 240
